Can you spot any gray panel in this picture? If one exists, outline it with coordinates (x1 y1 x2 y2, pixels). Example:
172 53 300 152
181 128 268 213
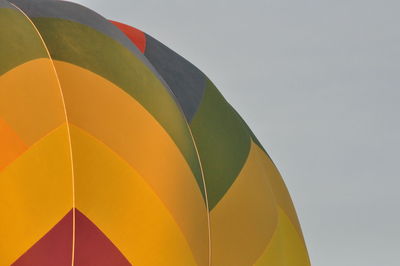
144 34 207 121
0 0 14 8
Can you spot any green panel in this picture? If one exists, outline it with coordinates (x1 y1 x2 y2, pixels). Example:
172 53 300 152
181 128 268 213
0 8 47 75
31 17 205 199
190 79 251 210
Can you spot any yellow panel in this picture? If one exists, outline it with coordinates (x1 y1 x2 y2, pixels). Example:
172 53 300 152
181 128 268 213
254 208 311 266
0 117 27 170
71 125 197 266
54 61 208 265
0 124 73 265
255 143 303 235
0 59 66 145
210 140 278 266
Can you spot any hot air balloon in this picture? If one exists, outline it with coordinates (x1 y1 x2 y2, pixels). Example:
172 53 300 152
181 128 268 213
0 0 311 265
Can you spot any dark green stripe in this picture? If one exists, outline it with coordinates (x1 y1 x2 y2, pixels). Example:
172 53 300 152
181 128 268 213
190 79 252 210
0 8 47 75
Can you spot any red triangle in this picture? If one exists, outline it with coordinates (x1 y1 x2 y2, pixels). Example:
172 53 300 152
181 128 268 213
74 209 131 266
13 210 73 266
13 209 131 266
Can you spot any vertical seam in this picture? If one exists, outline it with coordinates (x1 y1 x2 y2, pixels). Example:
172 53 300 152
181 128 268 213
133 32 212 265
186 124 212 266
8 3 76 266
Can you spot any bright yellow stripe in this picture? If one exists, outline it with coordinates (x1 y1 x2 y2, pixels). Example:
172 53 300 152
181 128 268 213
53 60 208 265
0 124 72 265
210 140 278 266
0 59 66 145
255 142 304 235
254 208 311 266
70 124 196 265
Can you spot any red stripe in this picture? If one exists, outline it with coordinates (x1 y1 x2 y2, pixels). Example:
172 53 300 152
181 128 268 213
110 20 146 53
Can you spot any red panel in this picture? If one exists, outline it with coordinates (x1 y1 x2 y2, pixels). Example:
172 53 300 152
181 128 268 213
13 210 73 266
74 209 131 266
110 20 146 53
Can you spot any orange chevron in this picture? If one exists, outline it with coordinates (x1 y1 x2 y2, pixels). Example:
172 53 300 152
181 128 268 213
0 59 66 145
53 60 209 265
69 124 198 265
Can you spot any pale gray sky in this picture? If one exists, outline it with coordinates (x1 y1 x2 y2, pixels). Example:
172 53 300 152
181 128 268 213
71 1 400 265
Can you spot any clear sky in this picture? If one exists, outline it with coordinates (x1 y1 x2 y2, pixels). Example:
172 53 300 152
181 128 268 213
71 1 400 265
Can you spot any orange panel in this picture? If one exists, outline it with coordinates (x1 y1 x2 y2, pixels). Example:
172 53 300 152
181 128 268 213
0 118 27 170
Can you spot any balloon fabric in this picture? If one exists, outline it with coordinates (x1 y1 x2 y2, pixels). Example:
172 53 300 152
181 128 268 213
0 0 310 265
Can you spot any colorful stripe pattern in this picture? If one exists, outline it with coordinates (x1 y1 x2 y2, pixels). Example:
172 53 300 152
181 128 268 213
0 0 310 265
